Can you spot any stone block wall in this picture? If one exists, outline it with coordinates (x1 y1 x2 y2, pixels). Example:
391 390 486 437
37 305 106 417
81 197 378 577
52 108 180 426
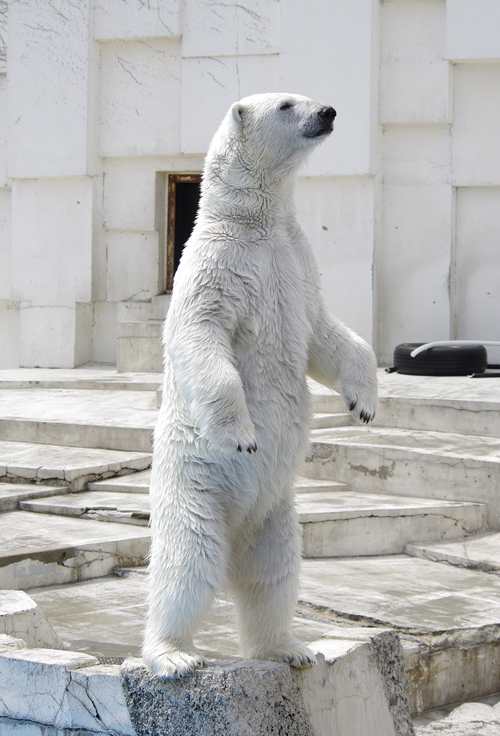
0 0 499 367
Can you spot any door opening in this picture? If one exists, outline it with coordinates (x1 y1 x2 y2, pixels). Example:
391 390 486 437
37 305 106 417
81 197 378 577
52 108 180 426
166 174 201 291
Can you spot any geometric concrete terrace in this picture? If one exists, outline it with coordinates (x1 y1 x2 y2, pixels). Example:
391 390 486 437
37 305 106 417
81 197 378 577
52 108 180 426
1 367 500 734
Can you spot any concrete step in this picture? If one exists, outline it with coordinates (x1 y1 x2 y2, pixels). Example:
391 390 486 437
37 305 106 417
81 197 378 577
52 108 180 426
20 490 151 526
88 468 151 493
87 471 349 495
406 531 500 574
0 367 162 391
297 492 487 557
0 510 150 589
0 481 70 511
311 412 352 429
19 487 487 557
300 554 500 715
304 426 500 527
0 389 158 452
0 440 151 490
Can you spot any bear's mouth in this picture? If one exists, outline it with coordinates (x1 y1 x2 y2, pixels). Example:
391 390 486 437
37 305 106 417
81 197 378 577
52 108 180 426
313 125 333 137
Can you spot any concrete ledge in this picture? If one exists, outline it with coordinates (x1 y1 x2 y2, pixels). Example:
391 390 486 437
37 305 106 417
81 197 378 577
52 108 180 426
120 633 413 736
0 633 414 736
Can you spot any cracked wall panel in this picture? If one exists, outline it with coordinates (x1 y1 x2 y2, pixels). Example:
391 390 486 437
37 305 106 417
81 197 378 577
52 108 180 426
11 179 93 307
180 54 279 154
279 0 378 177
377 182 452 360
94 0 180 40
6 0 91 177
182 0 279 58
99 38 182 157
295 176 374 345
454 187 500 354
379 0 450 124
452 62 500 187
106 230 159 302
446 0 500 61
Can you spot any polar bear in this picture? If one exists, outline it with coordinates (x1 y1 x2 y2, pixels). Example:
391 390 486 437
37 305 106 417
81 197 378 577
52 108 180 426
143 93 378 679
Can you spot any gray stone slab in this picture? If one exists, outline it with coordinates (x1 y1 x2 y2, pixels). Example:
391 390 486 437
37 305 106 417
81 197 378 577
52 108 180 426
88 469 151 493
0 511 150 589
0 590 63 649
0 440 151 490
0 389 158 452
406 532 500 573
20 490 151 526
300 555 500 632
0 482 69 511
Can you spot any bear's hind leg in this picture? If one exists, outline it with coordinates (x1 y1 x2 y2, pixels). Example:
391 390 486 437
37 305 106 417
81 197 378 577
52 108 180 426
231 500 316 668
143 490 228 679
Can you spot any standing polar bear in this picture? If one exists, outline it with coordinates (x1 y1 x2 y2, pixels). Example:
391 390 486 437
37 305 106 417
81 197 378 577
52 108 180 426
143 93 378 679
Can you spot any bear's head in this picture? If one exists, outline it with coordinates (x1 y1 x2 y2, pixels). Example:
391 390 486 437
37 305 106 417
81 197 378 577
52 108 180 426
205 93 336 187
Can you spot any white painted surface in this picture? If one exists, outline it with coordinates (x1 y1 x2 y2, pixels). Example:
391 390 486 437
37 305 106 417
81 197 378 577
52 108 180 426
182 0 279 57
94 0 180 41
0 187 10 300
454 187 500 343
0 302 19 369
1 0 500 367
6 0 91 178
295 176 374 344
99 38 182 157
280 0 378 177
380 0 450 124
180 54 280 154
106 230 159 302
452 63 500 186
11 178 93 306
446 0 500 61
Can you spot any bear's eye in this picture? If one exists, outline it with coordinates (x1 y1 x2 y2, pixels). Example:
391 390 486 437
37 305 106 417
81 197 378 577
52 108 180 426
280 102 293 111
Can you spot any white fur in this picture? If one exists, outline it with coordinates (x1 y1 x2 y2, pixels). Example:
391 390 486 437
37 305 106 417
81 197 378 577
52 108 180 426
143 93 378 679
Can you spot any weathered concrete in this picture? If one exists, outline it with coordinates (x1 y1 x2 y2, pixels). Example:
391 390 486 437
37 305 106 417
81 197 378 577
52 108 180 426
120 634 411 736
0 482 69 512
0 511 150 589
0 440 151 490
0 590 63 649
406 532 500 574
18 486 486 555
415 701 500 735
0 389 158 452
304 426 500 526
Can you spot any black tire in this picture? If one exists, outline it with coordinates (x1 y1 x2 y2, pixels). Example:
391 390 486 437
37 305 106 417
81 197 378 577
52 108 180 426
393 343 487 376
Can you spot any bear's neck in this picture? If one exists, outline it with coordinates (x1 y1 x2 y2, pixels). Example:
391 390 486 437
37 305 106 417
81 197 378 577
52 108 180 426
199 160 296 238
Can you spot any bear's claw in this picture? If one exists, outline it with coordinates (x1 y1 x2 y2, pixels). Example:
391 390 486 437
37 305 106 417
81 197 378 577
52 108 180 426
237 441 258 454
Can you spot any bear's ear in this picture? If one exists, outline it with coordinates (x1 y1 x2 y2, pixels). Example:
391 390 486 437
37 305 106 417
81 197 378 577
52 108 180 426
231 101 244 126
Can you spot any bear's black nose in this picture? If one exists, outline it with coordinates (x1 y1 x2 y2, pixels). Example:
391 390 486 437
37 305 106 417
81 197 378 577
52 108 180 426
319 106 336 123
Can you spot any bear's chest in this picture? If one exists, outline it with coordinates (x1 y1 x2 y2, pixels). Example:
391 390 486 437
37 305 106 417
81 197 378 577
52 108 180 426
233 237 311 359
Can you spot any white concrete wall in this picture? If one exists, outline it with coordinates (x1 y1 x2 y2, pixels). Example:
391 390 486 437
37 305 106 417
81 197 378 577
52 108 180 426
0 0 499 368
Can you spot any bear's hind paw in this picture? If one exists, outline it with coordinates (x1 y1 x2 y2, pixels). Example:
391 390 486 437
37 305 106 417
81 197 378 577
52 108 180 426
143 645 207 679
249 639 317 669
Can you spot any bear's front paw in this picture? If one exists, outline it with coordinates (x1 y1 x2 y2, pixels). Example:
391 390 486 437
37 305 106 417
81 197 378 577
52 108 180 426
343 383 378 424
205 417 257 456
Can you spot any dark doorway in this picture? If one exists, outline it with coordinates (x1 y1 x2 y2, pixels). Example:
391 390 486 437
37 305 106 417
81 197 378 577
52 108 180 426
167 174 201 291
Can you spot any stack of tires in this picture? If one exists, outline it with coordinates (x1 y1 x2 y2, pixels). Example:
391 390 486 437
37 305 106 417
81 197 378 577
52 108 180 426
393 343 487 376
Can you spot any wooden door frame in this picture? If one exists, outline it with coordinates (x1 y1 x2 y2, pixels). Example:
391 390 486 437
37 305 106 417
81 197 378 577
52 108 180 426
166 173 202 292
